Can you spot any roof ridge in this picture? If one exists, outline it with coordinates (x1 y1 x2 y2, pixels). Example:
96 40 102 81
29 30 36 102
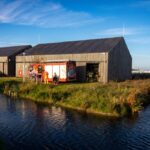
36 36 123 46
0 45 31 49
108 37 124 53
21 37 125 55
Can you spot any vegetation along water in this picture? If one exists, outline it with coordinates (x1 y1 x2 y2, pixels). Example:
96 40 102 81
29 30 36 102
0 78 150 117
0 94 150 150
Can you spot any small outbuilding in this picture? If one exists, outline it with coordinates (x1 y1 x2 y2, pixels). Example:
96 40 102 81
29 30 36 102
16 37 132 83
0 45 31 76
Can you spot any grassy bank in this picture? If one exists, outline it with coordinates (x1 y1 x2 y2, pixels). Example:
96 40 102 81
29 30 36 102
0 78 150 117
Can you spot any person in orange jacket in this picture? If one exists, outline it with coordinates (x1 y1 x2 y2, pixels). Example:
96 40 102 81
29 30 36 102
44 71 49 84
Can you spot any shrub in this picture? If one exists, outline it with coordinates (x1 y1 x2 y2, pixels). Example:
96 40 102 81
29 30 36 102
81 99 91 109
0 78 150 117
10 84 19 93
52 91 70 103
113 103 132 116
3 83 10 94
37 91 50 100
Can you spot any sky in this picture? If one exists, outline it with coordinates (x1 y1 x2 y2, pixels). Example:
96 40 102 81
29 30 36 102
0 0 150 70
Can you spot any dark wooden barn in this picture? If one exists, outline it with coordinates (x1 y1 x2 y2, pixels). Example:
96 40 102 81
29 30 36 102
0 45 31 76
16 37 132 83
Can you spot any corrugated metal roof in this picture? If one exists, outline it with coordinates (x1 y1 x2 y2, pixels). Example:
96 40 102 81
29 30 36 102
0 45 32 57
25 37 123 55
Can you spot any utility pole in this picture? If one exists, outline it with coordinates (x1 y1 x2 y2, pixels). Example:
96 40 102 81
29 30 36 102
104 53 107 84
23 52 26 82
38 34 41 44
103 53 108 84
122 24 125 37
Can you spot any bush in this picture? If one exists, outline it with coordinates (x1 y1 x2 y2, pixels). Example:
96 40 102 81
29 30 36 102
81 99 91 109
10 84 19 93
52 91 70 103
0 78 150 117
37 91 50 100
3 83 10 94
113 103 132 116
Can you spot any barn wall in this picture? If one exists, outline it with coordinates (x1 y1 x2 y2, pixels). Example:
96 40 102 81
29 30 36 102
16 53 105 62
0 57 8 76
108 39 132 81
99 53 108 83
8 56 16 77
16 53 108 82
76 62 86 82
0 56 17 77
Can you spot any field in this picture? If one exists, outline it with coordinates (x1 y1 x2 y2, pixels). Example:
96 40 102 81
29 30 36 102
0 78 150 117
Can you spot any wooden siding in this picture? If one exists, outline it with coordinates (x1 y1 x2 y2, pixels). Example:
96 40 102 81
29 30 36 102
16 53 107 82
0 57 8 76
108 39 132 81
16 53 105 62
16 41 132 83
0 56 17 76
0 57 7 62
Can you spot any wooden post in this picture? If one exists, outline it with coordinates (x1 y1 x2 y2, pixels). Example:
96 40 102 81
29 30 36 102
23 52 26 83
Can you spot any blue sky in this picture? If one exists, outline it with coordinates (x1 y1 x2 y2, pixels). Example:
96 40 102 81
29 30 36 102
0 0 150 69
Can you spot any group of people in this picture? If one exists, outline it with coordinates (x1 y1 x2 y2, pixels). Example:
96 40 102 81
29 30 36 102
43 71 59 85
29 66 59 85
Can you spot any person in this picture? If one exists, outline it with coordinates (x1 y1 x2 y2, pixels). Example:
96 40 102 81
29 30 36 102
53 73 59 85
44 71 49 84
29 65 37 83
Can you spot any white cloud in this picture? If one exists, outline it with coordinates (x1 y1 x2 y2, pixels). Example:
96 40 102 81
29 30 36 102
134 54 150 58
0 0 104 28
131 0 150 7
0 41 30 47
95 27 141 37
133 54 150 70
128 38 150 44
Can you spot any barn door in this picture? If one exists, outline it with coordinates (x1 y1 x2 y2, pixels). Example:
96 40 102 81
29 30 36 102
86 63 99 82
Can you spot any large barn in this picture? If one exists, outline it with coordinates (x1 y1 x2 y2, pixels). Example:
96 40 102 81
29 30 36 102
0 45 31 76
16 37 132 83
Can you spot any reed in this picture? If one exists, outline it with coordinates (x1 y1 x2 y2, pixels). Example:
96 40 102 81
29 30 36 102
0 78 150 117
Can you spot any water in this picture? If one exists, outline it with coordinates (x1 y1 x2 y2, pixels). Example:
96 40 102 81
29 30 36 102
0 94 150 150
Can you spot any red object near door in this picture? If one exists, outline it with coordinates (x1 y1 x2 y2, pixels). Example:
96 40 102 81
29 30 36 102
18 70 23 77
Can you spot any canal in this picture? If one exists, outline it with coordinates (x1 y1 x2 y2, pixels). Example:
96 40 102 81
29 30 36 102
0 94 150 150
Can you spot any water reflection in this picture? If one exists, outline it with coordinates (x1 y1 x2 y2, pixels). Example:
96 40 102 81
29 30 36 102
0 94 150 150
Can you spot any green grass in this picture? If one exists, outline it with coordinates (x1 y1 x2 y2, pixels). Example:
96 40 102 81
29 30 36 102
0 77 150 117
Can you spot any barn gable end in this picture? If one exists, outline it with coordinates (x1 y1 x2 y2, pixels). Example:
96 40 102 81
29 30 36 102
108 38 132 81
0 45 32 76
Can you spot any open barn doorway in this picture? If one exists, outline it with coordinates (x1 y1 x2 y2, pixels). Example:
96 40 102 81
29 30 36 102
86 63 99 82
